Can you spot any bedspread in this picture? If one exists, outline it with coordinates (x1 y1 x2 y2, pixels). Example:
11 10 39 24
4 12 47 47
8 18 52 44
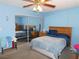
30 36 66 59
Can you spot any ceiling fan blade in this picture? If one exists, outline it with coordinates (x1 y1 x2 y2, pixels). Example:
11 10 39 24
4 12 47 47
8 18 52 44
23 4 34 8
43 3 56 8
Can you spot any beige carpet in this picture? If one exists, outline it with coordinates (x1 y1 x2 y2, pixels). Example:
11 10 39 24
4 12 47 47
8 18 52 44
0 42 76 59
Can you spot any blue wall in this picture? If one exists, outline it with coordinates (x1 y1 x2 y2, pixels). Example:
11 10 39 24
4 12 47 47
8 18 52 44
0 4 41 49
44 7 79 47
0 3 79 49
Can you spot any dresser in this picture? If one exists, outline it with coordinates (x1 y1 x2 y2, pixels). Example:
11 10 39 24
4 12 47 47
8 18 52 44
39 32 46 37
31 31 38 38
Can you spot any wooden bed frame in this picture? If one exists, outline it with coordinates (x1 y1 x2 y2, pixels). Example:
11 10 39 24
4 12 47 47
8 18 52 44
49 26 72 47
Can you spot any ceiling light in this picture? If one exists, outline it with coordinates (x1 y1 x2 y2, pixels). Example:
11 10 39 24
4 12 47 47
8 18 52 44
41 0 45 3
33 5 42 12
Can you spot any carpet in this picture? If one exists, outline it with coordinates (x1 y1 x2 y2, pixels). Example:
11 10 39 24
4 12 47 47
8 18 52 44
0 42 76 59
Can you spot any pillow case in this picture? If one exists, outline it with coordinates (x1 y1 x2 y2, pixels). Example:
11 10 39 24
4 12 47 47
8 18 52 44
46 30 58 37
48 30 58 35
56 33 70 39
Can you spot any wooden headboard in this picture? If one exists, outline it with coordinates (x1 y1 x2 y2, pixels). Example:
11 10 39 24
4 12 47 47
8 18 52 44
49 26 72 47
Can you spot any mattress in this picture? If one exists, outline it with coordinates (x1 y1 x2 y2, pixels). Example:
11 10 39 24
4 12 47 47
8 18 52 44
15 31 26 39
30 36 66 59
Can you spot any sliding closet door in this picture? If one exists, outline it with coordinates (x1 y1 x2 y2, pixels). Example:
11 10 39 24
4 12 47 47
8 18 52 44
28 16 41 32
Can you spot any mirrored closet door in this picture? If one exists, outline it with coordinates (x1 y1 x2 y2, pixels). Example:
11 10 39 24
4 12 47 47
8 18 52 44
15 15 44 43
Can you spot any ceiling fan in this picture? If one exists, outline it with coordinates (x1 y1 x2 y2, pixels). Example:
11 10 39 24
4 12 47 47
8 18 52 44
23 0 56 12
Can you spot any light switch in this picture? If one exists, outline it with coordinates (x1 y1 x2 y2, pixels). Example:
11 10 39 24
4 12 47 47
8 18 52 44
0 27 2 31
6 16 8 21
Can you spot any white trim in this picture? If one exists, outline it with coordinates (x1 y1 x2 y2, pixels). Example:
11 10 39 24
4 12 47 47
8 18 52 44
15 14 41 18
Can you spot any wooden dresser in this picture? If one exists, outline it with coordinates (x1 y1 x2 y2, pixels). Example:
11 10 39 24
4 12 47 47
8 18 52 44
39 32 46 37
31 31 38 38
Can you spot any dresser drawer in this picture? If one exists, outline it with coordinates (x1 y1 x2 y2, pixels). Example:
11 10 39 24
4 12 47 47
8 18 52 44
39 32 46 37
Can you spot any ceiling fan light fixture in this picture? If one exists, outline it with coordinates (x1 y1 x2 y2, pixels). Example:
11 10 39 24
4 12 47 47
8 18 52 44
33 0 45 4
41 0 45 3
33 5 42 12
23 0 56 12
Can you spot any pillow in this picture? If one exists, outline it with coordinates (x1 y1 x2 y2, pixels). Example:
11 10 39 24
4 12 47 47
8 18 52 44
56 33 70 39
46 30 58 37
48 30 58 35
47 33 57 37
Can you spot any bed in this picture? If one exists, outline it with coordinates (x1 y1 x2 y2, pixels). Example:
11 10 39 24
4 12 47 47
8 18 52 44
16 31 27 39
30 26 72 59
15 24 35 40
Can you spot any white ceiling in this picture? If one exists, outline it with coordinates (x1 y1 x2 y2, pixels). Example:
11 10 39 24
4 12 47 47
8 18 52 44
0 0 79 12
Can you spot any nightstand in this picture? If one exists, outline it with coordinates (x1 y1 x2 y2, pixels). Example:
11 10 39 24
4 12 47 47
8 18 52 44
69 49 79 59
39 32 46 37
73 51 79 59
